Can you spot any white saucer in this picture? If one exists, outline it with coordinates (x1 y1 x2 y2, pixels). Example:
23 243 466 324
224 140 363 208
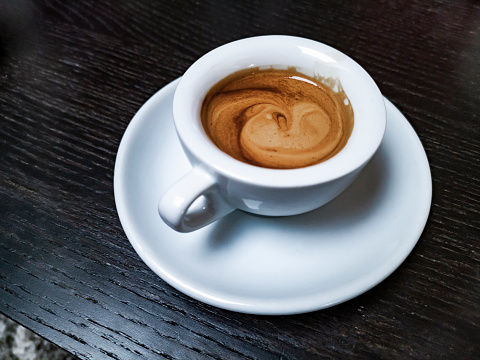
114 78 432 315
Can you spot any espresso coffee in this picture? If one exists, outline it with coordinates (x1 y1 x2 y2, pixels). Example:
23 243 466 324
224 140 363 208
201 67 354 169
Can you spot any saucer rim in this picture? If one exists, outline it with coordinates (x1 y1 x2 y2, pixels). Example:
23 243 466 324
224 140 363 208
114 78 432 315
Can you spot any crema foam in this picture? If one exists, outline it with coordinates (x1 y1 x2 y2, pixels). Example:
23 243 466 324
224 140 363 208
201 68 354 169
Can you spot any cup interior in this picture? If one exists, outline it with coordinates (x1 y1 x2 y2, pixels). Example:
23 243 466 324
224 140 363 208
173 35 386 187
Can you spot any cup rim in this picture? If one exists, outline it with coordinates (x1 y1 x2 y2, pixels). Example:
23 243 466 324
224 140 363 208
173 35 386 188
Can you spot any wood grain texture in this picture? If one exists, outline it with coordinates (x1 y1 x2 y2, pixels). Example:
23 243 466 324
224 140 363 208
1 0 479 359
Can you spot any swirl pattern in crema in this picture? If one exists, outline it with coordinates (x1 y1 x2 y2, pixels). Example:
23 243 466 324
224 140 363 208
201 68 354 169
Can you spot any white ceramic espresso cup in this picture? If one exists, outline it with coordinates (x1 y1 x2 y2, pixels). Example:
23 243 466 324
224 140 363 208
158 35 386 232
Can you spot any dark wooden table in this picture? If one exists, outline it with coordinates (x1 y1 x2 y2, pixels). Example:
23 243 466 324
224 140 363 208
1 1 479 358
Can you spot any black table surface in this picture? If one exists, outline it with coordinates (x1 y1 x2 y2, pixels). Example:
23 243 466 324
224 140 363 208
1 1 479 359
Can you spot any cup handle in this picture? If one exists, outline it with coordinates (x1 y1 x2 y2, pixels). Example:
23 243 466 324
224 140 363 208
158 166 235 232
